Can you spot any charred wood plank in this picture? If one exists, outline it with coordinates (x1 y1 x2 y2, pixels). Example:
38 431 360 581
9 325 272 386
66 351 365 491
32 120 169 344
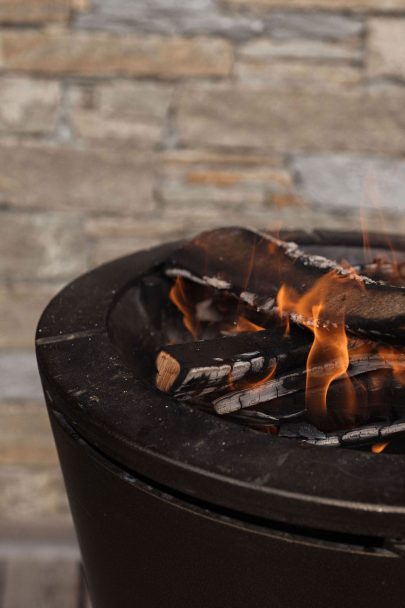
165 227 405 342
212 352 405 415
155 328 312 396
280 419 405 448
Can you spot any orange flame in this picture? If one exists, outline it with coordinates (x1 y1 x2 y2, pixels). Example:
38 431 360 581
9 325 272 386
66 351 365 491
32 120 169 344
169 277 199 338
253 361 278 387
371 442 389 454
277 271 358 426
229 359 278 393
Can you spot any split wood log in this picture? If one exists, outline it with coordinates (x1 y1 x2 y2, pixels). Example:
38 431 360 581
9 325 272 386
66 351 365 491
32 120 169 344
155 327 311 397
280 418 405 448
165 227 405 342
211 352 405 415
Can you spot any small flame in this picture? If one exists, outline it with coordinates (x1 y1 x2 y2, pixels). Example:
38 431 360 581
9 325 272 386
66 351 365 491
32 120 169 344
276 271 359 426
229 359 278 393
276 284 291 336
371 442 389 454
169 277 199 338
253 361 278 387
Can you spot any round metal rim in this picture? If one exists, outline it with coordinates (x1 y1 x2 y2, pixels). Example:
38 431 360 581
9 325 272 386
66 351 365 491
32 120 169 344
36 230 405 537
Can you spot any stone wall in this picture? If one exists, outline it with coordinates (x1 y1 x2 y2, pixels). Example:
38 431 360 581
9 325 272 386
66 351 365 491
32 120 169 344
1 0 405 524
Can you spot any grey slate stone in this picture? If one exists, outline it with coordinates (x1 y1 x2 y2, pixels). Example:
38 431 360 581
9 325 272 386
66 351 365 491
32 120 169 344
291 153 405 212
0 352 43 401
268 11 364 41
75 0 264 39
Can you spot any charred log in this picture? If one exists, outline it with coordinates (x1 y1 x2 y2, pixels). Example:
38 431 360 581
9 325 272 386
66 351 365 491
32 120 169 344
155 327 311 396
165 227 405 342
211 352 405 417
280 418 405 448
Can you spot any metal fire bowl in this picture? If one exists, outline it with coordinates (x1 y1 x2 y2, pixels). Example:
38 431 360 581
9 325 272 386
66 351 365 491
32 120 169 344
36 230 405 608
36 230 405 538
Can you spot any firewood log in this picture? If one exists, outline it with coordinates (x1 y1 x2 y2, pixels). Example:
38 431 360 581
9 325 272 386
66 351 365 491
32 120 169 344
165 227 405 343
280 418 405 448
155 327 311 396
212 351 404 415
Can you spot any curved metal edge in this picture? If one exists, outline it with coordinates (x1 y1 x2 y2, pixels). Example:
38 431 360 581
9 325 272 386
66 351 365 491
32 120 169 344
36 232 405 537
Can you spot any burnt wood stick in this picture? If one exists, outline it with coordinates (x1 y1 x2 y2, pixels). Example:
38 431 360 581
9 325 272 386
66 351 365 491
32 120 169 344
155 328 312 396
212 353 405 415
165 227 405 342
288 418 405 448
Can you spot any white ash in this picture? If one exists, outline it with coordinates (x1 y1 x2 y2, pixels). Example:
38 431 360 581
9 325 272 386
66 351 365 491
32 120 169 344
231 360 251 381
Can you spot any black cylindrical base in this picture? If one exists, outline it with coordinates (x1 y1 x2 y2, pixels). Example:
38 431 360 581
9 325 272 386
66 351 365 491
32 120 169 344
49 407 405 608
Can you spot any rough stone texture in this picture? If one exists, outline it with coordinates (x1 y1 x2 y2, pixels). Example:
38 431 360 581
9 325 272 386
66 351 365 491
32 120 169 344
176 84 405 154
86 216 196 265
2 29 233 78
0 77 61 134
0 283 61 349
235 60 362 86
291 153 405 214
0 212 88 281
268 11 364 40
68 81 173 146
367 19 405 81
0 0 71 24
0 401 57 465
238 37 362 62
158 152 294 206
224 0 405 10
0 143 157 214
3 557 79 608
0 352 45 400
75 0 264 39
0 464 69 522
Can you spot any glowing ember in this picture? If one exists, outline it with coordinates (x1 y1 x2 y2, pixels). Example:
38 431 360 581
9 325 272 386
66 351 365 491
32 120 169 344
371 442 389 454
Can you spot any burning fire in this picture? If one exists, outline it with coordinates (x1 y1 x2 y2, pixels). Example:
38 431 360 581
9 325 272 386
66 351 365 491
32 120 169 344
277 271 360 427
169 238 405 441
169 277 199 338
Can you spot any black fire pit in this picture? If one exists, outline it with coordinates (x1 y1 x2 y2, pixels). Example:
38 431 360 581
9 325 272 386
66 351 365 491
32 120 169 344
36 230 405 608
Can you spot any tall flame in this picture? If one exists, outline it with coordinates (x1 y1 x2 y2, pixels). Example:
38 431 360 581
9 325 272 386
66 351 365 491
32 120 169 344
277 271 358 426
169 277 199 338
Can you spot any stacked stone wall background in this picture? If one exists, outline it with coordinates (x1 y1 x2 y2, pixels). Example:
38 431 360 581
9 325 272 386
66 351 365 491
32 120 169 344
1 0 405 526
